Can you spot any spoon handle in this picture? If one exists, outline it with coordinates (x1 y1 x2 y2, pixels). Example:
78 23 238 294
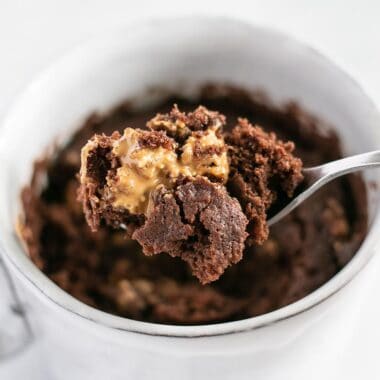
304 150 380 183
268 150 380 227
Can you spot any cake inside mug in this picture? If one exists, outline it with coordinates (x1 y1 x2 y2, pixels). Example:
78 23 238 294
18 84 368 325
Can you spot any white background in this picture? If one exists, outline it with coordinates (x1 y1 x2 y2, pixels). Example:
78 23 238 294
1 0 380 378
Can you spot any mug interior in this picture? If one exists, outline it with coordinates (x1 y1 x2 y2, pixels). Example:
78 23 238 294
0 17 379 337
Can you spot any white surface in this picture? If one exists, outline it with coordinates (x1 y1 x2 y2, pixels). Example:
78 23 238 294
1 1 380 379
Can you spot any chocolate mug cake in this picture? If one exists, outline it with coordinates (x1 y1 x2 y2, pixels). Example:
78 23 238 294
18 85 367 324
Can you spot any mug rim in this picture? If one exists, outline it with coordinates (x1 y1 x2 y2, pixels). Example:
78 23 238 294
1 15 380 338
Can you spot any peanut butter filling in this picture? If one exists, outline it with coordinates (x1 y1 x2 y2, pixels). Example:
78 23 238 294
109 128 179 213
80 113 229 215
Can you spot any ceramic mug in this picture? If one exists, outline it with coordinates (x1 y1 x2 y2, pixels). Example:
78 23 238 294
0 16 379 380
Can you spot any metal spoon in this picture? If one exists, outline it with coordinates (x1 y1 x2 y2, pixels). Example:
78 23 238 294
267 150 380 227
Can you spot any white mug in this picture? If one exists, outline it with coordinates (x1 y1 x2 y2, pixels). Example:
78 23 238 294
0 16 379 380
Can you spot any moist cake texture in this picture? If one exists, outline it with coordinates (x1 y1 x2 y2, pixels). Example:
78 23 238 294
78 105 302 283
226 118 304 245
19 85 368 324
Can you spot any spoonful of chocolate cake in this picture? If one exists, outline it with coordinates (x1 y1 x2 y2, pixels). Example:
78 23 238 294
78 105 306 284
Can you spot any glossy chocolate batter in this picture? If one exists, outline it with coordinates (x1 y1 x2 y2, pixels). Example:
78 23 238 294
19 85 368 324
